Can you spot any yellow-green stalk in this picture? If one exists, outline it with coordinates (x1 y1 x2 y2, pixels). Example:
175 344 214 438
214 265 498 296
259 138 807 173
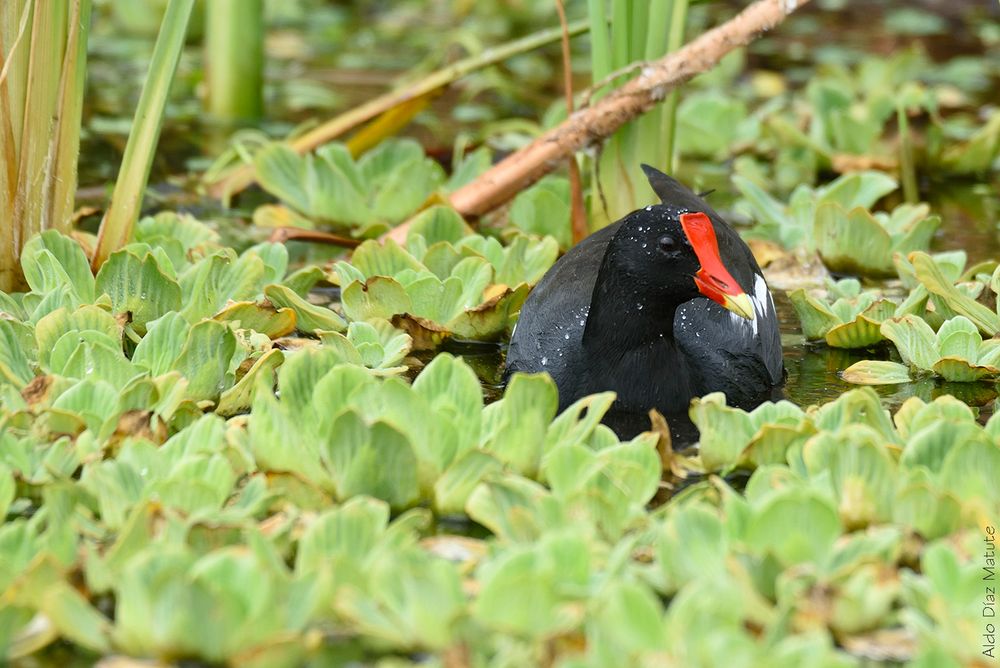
0 0 92 292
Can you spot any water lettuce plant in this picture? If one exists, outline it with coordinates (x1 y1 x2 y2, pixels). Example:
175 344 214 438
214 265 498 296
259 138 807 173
843 314 1000 384
509 175 572 250
813 202 940 278
733 170 898 249
899 251 1000 335
333 206 558 343
788 278 897 348
1 215 993 666
254 139 446 237
3 4 1000 665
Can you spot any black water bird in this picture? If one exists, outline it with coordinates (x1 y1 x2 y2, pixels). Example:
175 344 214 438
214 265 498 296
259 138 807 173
504 165 784 435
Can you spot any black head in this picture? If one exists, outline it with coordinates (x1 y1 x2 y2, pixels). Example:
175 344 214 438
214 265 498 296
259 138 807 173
585 168 755 342
599 205 707 314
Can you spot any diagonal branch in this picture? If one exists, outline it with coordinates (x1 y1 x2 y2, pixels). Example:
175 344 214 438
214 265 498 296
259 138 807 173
382 0 811 244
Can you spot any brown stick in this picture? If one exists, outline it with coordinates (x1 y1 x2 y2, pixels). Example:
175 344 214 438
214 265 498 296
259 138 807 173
381 0 810 245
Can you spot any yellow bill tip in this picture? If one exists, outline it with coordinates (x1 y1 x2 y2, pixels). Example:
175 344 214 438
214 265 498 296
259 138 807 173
722 292 755 320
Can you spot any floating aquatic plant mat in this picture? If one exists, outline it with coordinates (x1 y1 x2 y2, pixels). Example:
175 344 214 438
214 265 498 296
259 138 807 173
4 0 1000 663
1 202 997 665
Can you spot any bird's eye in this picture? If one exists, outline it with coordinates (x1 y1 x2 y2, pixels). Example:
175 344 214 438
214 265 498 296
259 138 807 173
657 235 677 253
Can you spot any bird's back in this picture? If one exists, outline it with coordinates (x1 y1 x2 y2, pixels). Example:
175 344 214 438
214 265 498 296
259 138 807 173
503 222 621 402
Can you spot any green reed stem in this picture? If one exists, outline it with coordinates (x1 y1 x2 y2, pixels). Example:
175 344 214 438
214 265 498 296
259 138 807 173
92 0 195 270
204 0 263 122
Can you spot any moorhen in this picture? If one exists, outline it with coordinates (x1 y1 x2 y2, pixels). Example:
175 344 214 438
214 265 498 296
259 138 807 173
504 165 783 435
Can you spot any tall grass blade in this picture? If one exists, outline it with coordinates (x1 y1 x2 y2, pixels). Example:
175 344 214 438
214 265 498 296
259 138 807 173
92 0 195 270
204 0 264 122
659 0 689 174
587 0 612 85
897 103 918 204
0 0 31 170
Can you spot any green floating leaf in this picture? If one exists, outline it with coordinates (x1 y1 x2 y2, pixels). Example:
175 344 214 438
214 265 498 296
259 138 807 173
320 411 419 509
690 393 809 471
283 265 325 296
825 313 888 348
509 176 571 249
95 249 182 331
433 450 502 516
406 205 471 246
135 211 220 271
53 379 121 434
216 349 284 417
881 314 1000 382
49 330 144 390
213 301 297 338
39 582 111 655
746 487 842 565
295 497 390 574
481 373 559 478
132 312 189 376
0 465 15 520
677 91 752 159
473 531 589 638
815 201 938 278
172 320 238 402
340 277 412 322
911 251 1000 335
880 315 939 371
940 110 1000 174
0 320 37 387
818 171 898 211
787 289 840 340
263 284 346 333
35 305 120 369
841 360 912 385
255 139 444 235
350 239 425 279
930 357 997 383
180 250 267 323
21 230 95 303
734 171 898 249
318 319 411 373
